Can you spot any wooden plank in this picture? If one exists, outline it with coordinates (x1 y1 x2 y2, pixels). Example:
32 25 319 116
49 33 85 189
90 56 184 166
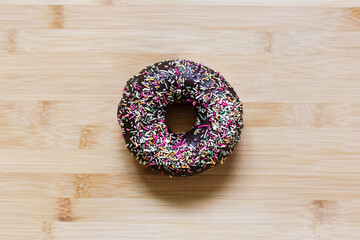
0 0 359 7
0 6 359 31
1 30 359 55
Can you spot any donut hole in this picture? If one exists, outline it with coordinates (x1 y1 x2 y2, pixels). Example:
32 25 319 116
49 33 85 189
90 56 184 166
165 102 197 134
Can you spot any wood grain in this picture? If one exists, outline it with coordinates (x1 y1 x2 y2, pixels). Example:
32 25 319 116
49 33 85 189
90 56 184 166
0 0 359 239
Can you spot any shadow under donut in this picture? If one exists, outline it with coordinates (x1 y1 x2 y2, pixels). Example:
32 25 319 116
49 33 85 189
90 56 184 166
133 147 242 206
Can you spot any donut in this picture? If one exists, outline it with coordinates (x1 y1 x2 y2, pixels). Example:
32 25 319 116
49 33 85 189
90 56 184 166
117 59 243 176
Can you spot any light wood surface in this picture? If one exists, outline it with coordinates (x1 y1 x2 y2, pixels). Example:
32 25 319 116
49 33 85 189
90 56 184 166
0 1 359 239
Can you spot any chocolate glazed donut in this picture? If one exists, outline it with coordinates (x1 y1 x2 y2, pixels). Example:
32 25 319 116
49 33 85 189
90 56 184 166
117 59 243 176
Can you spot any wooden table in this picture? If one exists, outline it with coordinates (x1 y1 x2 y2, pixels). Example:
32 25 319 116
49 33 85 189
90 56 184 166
0 1 359 239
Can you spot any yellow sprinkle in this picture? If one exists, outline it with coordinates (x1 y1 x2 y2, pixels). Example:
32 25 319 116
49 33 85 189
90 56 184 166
159 147 166 151
146 78 154 81
130 138 136 146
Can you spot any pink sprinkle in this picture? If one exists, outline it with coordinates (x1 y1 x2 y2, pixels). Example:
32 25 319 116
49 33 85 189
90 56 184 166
193 101 196 107
143 126 149 131
223 131 226 138
198 125 210 128
159 119 164 122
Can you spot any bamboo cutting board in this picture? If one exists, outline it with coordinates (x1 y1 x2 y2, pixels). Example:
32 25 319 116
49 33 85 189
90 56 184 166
0 1 360 239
